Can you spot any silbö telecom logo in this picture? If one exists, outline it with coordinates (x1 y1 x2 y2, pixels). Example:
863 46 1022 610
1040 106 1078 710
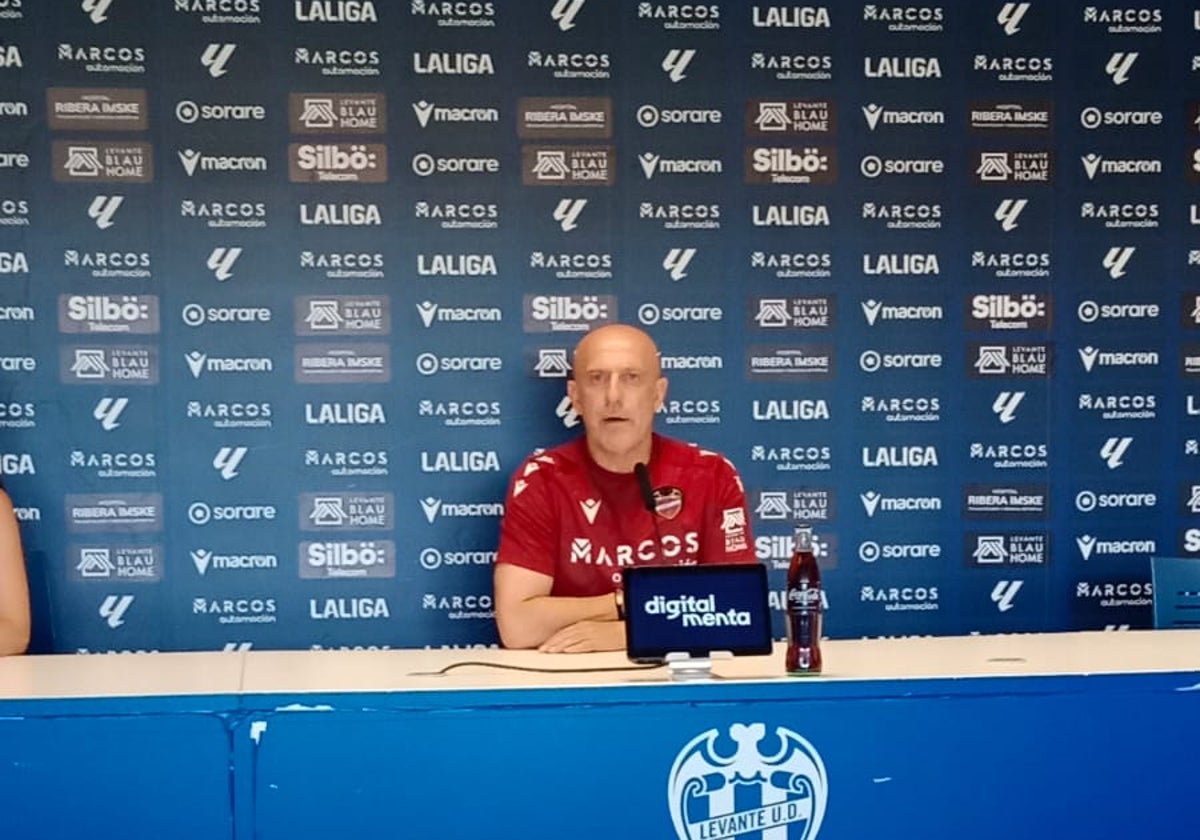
668 723 827 840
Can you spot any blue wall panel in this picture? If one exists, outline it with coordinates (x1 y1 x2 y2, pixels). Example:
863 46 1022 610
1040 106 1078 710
0 1 1192 650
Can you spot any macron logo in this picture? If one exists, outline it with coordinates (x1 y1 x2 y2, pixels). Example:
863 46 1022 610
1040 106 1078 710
860 299 882 326
580 498 600 524
860 491 881 517
1076 535 1096 560
638 152 660 179
1078 346 1099 372
417 301 438 328
191 549 211 576
186 351 207 379
179 149 201 176
862 104 883 131
420 497 441 523
412 100 434 128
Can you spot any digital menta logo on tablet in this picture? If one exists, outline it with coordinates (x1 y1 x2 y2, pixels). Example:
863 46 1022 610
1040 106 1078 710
623 564 772 661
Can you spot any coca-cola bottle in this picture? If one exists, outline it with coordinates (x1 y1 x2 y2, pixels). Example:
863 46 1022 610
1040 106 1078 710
786 523 823 675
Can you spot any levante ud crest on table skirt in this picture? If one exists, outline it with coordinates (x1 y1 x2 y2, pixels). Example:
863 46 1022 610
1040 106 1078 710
667 723 828 840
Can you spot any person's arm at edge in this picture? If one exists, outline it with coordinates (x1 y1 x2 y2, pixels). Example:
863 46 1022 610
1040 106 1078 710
0 489 30 656
493 563 622 651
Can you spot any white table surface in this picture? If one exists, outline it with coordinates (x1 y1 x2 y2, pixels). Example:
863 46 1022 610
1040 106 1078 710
2 630 1197 701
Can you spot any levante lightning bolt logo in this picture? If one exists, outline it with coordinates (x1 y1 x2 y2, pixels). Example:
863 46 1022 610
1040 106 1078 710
668 723 828 840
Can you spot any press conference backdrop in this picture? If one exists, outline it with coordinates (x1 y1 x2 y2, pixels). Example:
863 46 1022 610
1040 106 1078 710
0 0 1196 653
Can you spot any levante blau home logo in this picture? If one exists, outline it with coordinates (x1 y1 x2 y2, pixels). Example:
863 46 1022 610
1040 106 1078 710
668 723 828 840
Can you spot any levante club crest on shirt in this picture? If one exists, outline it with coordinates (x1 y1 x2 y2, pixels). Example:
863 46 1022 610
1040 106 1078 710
653 485 684 519
668 723 828 840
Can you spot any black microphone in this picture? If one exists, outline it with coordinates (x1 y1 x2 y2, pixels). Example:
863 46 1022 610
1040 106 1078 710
634 462 655 513
635 462 666 564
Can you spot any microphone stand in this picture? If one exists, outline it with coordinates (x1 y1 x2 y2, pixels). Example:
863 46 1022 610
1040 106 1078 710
634 462 665 564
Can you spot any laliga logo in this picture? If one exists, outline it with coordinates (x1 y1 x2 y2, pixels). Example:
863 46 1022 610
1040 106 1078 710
555 395 580 428
1100 436 1132 469
1102 246 1134 279
993 390 1024 424
668 723 827 840
994 198 1026 232
207 247 242 281
93 396 128 430
201 43 236 78
88 195 124 229
99 594 133 628
991 580 1023 612
82 0 115 24
553 198 587 232
663 247 696 281
550 0 585 30
213 446 247 480
996 2 1031 35
1106 51 1138 86
662 48 696 82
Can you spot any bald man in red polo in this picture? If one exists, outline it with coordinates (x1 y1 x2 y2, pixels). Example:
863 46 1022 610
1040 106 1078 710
494 324 755 653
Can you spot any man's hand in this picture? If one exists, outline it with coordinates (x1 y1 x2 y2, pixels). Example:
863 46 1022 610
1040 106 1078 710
538 619 625 653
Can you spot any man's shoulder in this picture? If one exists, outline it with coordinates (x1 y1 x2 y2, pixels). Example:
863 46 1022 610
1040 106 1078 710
655 435 745 496
511 438 587 483
656 434 734 471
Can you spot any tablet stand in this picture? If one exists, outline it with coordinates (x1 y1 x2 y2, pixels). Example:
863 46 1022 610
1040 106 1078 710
665 651 732 682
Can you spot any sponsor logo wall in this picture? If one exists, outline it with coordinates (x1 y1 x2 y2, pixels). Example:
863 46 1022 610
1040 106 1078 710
0 0 1187 651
